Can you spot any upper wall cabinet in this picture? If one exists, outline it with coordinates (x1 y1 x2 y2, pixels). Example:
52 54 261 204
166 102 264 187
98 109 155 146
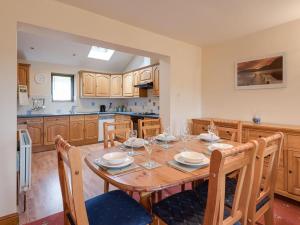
123 72 133 97
133 71 140 97
81 72 96 97
18 63 30 94
139 67 152 84
110 75 123 97
152 65 160 96
96 74 110 97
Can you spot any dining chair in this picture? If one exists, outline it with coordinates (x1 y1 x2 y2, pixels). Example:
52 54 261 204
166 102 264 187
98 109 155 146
152 140 258 225
55 135 152 225
210 119 242 143
138 118 162 138
103 120 133 148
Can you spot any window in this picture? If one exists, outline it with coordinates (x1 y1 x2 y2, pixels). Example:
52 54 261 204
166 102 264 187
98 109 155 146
51 74 74 102
88 46 115 61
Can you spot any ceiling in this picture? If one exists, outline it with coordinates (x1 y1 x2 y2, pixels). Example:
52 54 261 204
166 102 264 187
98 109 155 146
57 0 300 46
17 31 135 72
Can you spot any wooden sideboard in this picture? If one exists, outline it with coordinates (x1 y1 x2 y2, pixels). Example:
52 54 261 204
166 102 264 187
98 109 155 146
192 118 300 202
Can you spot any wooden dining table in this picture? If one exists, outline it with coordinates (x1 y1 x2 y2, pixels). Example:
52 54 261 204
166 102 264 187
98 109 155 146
84 138 242 210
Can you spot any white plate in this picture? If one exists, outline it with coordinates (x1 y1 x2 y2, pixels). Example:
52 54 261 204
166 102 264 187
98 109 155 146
197 133 220 142
156 134 176 142
174 153 210 166
207 143 233 152
179 151 205 163
124 138 144 148
102 152 128 165
94 156 134 168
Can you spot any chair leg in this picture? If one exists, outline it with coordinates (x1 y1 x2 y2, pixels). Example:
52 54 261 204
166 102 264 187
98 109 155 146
264 206 274 225
181 184 185 192
157 190 163 201
104 181 109 193
127 191 133 197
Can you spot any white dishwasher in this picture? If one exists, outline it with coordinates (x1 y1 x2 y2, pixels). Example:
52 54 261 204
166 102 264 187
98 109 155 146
98 114 115 142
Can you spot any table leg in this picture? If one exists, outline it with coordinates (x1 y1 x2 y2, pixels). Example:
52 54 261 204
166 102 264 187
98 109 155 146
139 192 152 213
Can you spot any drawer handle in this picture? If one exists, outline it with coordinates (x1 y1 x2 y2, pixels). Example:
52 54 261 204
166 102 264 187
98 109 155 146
289 170 292 174
258 135 262 138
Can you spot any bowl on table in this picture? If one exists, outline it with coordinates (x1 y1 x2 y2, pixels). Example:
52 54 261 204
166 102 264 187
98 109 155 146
197 133 220 142
156 133 176 142
124 138 145 148
179 151 205 164
102 152 128 165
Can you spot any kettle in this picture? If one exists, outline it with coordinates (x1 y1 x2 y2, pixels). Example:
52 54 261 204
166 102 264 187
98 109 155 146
100 105 106 112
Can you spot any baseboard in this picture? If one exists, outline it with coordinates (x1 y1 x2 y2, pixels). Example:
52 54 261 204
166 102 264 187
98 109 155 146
0 213 19 225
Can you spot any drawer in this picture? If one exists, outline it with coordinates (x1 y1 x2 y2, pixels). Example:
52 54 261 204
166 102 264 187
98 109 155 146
287 134 300 149
70 115 84 121
84 115 98 121
18 117 43 124
115 115 131 121
248 129 275 140
44 116 69 122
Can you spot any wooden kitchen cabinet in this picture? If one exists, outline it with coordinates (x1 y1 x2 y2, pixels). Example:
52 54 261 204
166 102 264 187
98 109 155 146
44 116 70 145
96 74 110 97
139 67 152 83
133 71 140 97
69 116 85 144
84 115 99 144
110 75 123 97
288 150 300 196
81 72 96 97
152 65 160 96
26 118 44 148
123 72 133 97
18 63 30 95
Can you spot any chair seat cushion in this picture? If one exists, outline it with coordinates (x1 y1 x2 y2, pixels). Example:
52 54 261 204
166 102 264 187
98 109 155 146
153 190 241 225
85 190 152 225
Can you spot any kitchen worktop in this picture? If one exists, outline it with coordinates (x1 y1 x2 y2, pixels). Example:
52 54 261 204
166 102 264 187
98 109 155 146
17 111 159 119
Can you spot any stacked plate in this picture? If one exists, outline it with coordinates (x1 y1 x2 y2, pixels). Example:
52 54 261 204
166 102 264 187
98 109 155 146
95 152 134 168
197 133 220 142
123 138 145 148
156 133 176 142
174 151 209 166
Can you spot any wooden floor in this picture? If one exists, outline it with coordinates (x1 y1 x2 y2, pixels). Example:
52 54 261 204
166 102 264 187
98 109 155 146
19 143 113 225
19 143 300 225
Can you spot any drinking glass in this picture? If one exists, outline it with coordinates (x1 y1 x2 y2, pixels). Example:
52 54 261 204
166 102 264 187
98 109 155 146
144 137 154 168
128 130 137 156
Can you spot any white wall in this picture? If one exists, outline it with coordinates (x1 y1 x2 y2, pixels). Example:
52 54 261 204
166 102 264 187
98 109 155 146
202 19 300 125
124 56 151 71
1 0 202 216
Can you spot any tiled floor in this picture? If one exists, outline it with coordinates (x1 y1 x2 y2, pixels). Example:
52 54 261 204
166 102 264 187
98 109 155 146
22 145 300 225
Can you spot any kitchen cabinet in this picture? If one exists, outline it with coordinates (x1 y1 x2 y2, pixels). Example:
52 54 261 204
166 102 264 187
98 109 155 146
139 67 152 84
133 71 140 97
123 72 134 97
69 116 85 144
288 150 300 195
84 115 99 144
19 118 44 148
18 63 30 94
96 74 110 97
81 72 96 97
44 116 70 145
152 65 160 96
110 75 123 97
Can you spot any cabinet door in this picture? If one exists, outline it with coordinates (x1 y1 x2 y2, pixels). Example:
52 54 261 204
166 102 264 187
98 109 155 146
84 115 98 143
152 65 160 96
123 72 133 97
81 72 96 97
110 75 123 97
70 116 85 143
27 121 43 147
139 67 152 83
133 71 140 97
96 74 110 97
288 150 300 195
18 63 30 86
44 117 69 145
192 120 210 135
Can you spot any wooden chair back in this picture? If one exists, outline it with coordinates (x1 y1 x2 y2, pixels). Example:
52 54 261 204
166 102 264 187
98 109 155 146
210 119 242 143
247 132 284 224
103 121 133 148
203 140 258 225
138 118 162 138
55 135 89 225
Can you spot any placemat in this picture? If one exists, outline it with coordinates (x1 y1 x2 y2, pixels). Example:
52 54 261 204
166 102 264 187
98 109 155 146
139 161 162 170
167 160 209 173
94 160 141 175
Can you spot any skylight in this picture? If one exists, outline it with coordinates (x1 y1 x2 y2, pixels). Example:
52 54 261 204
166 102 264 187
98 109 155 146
88 46 115 61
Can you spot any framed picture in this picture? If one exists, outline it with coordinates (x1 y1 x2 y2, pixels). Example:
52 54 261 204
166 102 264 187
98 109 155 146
235 53 286 89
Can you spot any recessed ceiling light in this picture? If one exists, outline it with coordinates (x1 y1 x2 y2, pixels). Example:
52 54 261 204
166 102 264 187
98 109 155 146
88 46 115 61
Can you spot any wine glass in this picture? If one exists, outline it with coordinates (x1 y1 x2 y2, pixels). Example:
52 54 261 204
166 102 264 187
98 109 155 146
180 126 189 152
207 124 217 145
162 126 170 149
128 130 137 156
144 136 154 168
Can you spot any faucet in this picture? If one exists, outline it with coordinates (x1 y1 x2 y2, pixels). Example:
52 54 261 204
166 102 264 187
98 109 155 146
70 105 78 114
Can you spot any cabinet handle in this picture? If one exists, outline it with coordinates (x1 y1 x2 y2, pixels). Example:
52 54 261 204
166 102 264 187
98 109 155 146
289 170 292 174
258 135 262 138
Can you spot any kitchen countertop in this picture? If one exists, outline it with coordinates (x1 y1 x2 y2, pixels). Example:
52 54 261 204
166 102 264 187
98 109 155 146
17 111 159 119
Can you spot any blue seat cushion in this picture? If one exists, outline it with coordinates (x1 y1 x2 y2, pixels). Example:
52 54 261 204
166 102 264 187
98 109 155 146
216 177 270 211
153 190 241 225
85 190 152 225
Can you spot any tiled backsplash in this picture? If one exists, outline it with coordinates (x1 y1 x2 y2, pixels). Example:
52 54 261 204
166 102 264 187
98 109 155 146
18 89 159 115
